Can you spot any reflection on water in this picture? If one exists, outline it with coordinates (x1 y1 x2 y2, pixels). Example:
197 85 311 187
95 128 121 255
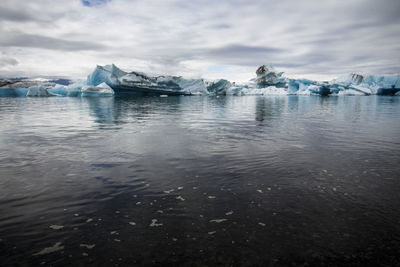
0 95 400 266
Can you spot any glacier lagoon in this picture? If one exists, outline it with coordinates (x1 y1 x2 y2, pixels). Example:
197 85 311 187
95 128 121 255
0 95 400 266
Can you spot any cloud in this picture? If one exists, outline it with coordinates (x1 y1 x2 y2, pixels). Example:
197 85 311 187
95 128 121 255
0 0 399 80
0 32 107 51
0 54 18 67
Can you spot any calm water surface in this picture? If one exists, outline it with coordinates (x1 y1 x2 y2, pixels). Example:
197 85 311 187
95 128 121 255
0 95 400 266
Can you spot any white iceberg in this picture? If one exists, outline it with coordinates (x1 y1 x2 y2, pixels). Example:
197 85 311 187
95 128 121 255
81 82 114 97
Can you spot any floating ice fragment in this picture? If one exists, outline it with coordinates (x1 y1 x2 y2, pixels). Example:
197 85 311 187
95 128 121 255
172 238 178 241
258 222 266 226
208 196 216 199
114 239 121 242
160 95 168 97
208 231 216 235
81 82 114 97
74 214 79 217
80 244 96 249
49 225 64 230
86 218 93 223
129 222 136 226
149 219 163 227
110 231 118 235
176 196 185 201
82 252 88 257
225 211 234 216
257 190 263 193
210 219 227 223
136 202 141 205
177 187 183 190
163 189 174 194
33 242 64 256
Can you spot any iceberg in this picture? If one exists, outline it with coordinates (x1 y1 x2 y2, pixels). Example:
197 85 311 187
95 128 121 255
332 73 400 95
81 82 114 97
206 79 232 95
86 64 207 95
235 67 400 96
255 65 287 88
0 79 57 97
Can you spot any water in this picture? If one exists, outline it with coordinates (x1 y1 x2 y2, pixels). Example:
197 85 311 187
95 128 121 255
0 95 400 266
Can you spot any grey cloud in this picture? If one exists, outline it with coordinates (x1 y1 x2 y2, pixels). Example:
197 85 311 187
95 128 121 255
0 2 67 24
0 33 107 51
0 56 18 67
206 44 282 57
0 8 37 22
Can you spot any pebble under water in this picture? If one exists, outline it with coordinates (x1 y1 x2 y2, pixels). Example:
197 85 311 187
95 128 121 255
0 95 400 266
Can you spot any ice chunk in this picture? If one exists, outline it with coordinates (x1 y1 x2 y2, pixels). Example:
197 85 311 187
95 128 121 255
64 80 87 97
255 65 287 88
27 86 56 97
210 219 227 223
149 219 163 227
176 78 208 95
80 244 96 249
333 73 400 95
86 64 126 87
81 82 114 97
33 242 64 256
49 225 64 230
206 79 232 95
0 79 56 97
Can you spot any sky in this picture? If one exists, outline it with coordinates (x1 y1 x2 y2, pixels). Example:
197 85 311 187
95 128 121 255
0 0 399 82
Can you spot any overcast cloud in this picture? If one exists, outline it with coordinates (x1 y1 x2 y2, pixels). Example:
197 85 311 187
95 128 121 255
0 0 399 81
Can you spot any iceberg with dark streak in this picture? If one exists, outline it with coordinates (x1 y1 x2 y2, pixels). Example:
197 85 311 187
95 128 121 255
86 64 207 95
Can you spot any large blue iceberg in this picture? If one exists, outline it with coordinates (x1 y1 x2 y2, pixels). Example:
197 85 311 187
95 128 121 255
1 64 399 97
86 64 207 95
